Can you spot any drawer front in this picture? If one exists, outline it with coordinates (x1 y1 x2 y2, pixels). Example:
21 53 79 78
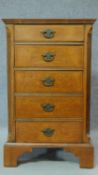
15 96 83 118
16 121 82 143
15 45 83 68
15 25 84 42
15 71 83 93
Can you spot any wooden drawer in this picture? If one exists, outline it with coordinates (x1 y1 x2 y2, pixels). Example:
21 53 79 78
15 71 83 93
15 45 84 68
15 96 83 118
15 25 84 42
16 121 82 143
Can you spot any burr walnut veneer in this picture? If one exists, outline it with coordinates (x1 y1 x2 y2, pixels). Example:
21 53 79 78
3 19 96 168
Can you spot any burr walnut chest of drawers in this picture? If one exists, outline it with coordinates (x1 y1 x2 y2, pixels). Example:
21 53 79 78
3 19 96 168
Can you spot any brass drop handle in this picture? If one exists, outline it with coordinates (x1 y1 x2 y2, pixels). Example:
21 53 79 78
41 29 56 39
41 77 55 87
42 52 55 62
42 128 55 137
41 103 55 112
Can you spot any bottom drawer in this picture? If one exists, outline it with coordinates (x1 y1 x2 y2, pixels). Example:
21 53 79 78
16 121 82 143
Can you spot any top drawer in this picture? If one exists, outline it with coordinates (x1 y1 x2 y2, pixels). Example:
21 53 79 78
15 25 84 42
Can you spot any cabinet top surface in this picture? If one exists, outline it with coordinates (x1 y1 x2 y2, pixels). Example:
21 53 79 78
2 18 96 24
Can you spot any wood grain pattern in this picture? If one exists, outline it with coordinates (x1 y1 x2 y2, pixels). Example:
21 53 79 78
15 25 84 42
15 45 84 68
64 144 94 168
15 96 83 118
86 26 92 133
82 25 92 142
16 121 82 143
3 18 96 24
15 71 83 93
3 19 95 168
4 144 32 166
4 143 94 168
6 24 15 142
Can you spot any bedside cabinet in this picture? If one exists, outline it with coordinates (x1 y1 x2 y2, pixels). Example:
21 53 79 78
3 19 96 168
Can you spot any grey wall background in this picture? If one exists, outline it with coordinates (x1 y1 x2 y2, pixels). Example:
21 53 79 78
0 0 98 131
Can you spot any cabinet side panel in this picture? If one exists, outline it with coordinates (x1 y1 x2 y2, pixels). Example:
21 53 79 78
86 28 92 133
6 24 15 142
83 25 92 142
